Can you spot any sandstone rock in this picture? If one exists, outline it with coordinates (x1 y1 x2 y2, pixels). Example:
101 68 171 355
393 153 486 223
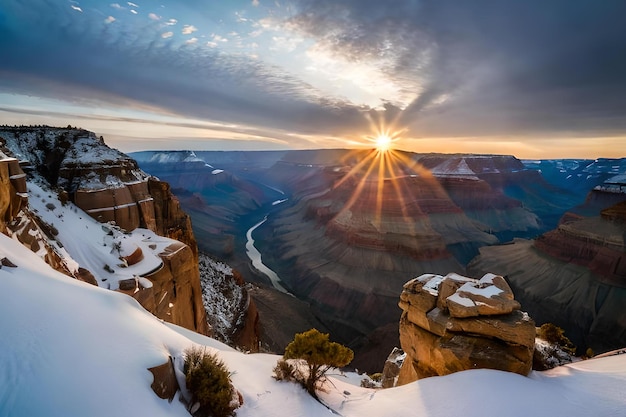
446 273 520 318
75 267 98 286
446 309 535 346
1 257 17 268
397 272 535 385
148 356 179 402
118 278 137 291
381 347 406 388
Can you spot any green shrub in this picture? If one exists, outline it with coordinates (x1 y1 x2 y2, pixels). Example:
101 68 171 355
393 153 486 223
183 346 237 417
273 358 296 382
537 323 576 354
275 328 354 398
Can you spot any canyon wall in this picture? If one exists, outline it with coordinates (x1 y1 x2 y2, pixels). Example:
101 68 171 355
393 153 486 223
468 182 626 355
0 127 210 336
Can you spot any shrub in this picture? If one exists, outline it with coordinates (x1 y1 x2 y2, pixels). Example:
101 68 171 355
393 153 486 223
273 358 296 382
276 328 354 398
537 323 576 354
183 346 237 417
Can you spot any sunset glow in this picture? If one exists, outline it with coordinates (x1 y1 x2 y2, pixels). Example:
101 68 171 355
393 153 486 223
0 1 624 158
374 134 393 152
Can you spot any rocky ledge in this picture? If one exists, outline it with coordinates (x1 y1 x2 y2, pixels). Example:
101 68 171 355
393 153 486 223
397 272 535 385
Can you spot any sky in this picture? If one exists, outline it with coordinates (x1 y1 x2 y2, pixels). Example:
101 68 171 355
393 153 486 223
1 0 626 158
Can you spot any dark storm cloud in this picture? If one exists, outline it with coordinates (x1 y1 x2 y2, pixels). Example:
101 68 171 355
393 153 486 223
290 0 626 137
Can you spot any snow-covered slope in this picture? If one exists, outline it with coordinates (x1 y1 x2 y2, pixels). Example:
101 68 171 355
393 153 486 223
24 181 172 289
1 231 626 416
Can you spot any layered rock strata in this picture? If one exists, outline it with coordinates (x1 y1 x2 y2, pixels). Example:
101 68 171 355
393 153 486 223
397 272 535 385
0 127 209 336
468 188 626 355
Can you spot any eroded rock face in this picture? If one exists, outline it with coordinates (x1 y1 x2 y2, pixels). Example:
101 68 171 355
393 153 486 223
0 127 209 336
468 187 626 355
397 272 535 385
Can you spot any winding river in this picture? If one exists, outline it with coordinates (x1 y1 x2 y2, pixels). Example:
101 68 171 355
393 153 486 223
245 214 291 295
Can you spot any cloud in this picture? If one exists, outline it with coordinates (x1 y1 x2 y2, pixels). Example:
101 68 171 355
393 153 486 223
0 0 366 139
286 0 626 138
104 16 116 24
130 9 137 15
252 0 259 6
127 1 138 7
185 37 198 45
148 13 160 21
3 0 626 148
70 5 82 12
182 25 197 35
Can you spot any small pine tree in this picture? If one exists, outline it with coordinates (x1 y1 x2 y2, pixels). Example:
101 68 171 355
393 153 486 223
275 328 354 398
183 346 237 417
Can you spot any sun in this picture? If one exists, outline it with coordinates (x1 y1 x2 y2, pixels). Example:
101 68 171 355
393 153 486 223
374 134 393 152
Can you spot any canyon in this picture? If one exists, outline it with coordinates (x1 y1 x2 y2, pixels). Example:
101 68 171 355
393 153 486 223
4 127 623 374
133 148 602 371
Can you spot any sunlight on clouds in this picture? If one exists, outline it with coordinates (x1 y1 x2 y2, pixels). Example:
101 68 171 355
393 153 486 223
161 31 173 39
271 36 303 52
182 25 198 35
185 37 198 45
212 34 228 43
304 45 414 109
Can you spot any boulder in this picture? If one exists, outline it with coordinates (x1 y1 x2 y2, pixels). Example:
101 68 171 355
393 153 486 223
381 347 406 388
148 356 179 402
397 272 535 385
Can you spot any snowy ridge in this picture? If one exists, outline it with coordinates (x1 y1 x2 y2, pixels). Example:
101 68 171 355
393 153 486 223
0 128 131 166
430 158 480 179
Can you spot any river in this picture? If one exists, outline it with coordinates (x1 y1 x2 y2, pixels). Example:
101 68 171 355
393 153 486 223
245 214 291 295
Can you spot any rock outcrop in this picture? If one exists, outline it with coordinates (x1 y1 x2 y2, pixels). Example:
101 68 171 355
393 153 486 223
397 272 535 385
0 127 209 336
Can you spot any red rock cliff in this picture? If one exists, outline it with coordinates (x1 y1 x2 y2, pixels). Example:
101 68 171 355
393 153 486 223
0 127 209 336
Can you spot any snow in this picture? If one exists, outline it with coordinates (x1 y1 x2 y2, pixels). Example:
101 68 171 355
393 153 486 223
457 281 503 298
24 181 175 290
416 273 444 295
1 230 626 416
447 291 476 307
605 173 626 185
430 158 480 179
198 254 245 344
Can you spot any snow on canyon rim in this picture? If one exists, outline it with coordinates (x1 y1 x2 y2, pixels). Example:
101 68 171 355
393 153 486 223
1 232 626 416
